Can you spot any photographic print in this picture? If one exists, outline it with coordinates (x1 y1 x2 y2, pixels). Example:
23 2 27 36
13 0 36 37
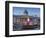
13 7 40 31
5 1 45 37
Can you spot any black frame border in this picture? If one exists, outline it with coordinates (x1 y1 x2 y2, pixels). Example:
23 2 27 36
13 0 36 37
5 1 45 37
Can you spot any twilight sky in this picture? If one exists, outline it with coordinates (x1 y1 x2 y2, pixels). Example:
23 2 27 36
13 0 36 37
13 7 40 17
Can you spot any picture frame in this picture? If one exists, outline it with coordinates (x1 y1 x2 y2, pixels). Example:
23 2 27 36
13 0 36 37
5 1 45 37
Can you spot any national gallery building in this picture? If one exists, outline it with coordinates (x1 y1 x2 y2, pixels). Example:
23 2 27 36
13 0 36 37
13 10 40 31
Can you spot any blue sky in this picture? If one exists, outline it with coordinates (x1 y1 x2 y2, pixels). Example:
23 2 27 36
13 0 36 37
13 7 40 17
